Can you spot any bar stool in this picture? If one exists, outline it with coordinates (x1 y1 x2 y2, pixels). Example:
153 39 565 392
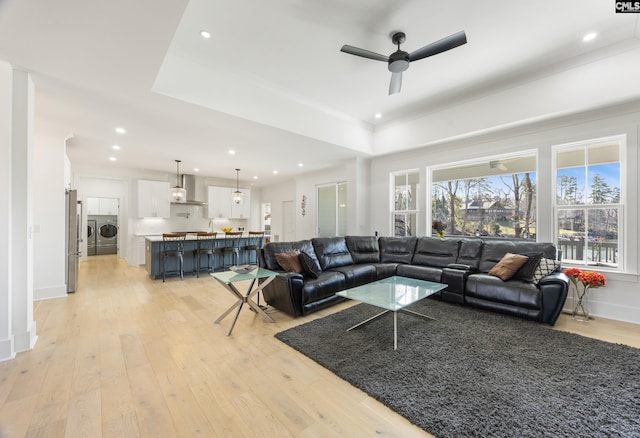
161 233 186 282
221 231 243 269
193 232 217 278
243 231 265 265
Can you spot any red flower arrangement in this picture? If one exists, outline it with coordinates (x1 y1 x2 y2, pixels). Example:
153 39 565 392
563 268 606 289
563 267 606 321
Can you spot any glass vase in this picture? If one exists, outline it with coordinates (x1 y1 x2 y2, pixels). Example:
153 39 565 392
572 284 590 322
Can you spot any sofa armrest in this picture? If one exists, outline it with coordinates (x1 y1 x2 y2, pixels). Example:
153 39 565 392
538 272 570 325
261 271 305 317
446 263 478 273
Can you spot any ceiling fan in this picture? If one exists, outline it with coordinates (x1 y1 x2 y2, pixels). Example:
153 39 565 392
340 30 467 95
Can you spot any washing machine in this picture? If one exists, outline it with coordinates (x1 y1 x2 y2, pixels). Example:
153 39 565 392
95 215 118 255
87 219 97 256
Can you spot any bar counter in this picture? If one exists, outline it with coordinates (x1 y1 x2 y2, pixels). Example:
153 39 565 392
144 234 266 279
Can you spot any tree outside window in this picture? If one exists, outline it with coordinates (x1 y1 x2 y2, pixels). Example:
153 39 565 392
555 137 622 269
431 155 537 239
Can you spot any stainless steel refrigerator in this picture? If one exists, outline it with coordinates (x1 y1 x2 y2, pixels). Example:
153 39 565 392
65 189 82 293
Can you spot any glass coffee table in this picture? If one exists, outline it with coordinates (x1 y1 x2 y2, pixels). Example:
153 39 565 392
336 276 446 350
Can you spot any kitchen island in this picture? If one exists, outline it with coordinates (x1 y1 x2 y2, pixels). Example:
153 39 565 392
144 234 266 279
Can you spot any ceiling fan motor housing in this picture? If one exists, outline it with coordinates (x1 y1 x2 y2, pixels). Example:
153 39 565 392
388 51 410 72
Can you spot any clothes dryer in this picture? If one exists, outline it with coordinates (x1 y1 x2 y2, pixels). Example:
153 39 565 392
95 215 118 255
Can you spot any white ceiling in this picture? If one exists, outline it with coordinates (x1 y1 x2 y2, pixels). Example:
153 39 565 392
0 0 638 186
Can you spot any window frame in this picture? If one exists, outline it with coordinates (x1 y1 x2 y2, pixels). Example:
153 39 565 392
390 169 419 237
552 135 625 272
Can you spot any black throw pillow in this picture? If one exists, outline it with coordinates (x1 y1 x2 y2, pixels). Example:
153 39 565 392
515 252 543 282
299 251 321 279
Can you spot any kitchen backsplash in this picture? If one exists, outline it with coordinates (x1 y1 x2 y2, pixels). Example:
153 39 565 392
134 204 248 235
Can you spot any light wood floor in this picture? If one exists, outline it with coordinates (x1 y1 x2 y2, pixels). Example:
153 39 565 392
1 256 639 438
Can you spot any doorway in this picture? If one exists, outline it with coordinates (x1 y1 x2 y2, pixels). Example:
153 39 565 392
87 197 119 256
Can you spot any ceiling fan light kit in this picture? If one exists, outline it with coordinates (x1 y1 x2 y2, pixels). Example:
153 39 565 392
341 30 467 95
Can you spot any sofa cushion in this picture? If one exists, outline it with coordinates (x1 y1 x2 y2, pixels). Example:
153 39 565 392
299 251 321 278
330 264 377 288
301 271 346 305
412 237 459 268
531 257 561 284
466 274 542 310
478 240 557 273
488 253 529 281
396 264 442 282
456 239 483 270
372 263 398 279
379 237 417 264
262 240 319 271
514 253 543 282
345 236 380 264
275 250 304 273
312 237 354 270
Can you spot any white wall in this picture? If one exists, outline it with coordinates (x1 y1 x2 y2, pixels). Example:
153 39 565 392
0 61 13 360
374 44 640 156
257 158 371 242
369 101 640 324
260 180 296 242
32 131 67 300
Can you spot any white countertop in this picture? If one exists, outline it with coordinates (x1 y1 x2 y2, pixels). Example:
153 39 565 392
144 233 265 242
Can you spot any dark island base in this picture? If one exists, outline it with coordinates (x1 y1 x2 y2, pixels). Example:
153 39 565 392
145 237 262 279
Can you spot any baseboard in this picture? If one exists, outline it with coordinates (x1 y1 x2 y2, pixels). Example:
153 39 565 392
0 336 15 362
13 321 37 353
34 284 67 301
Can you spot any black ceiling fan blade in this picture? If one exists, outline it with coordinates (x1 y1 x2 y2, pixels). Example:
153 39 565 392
389 72 402 95
341 45 389 62
408 30 467 62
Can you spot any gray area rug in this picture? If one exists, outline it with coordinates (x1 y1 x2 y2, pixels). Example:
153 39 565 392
275 299 640 437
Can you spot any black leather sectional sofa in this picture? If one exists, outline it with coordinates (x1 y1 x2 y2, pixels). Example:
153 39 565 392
258 236 570 325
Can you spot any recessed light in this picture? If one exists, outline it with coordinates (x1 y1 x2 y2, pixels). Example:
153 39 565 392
228 149 236 155
200 30 211 39
374 113 382 119
298 163 304 167
194 168 200 172
273 170 279 174
112 145 121 150
583 32 597 42
109 157 117 162
115 127 126 134
253 176 259 180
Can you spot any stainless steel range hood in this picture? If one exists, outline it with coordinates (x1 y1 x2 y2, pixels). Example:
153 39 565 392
171 174 207 205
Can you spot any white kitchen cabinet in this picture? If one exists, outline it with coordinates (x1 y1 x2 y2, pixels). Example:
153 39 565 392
207 186 251 219
87 197 100 215
207 186 233 218
87 197 119 215
137 180 170 218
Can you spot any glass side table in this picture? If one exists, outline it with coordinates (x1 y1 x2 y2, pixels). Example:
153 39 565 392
211 267 278 336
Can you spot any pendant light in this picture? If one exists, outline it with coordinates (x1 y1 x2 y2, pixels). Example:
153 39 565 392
233 168 243 205
170 159 186 203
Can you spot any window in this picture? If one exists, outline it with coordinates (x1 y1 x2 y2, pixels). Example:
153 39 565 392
555 136 623 269
431 153 537 238
317 182 347 237
391 171 419 236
